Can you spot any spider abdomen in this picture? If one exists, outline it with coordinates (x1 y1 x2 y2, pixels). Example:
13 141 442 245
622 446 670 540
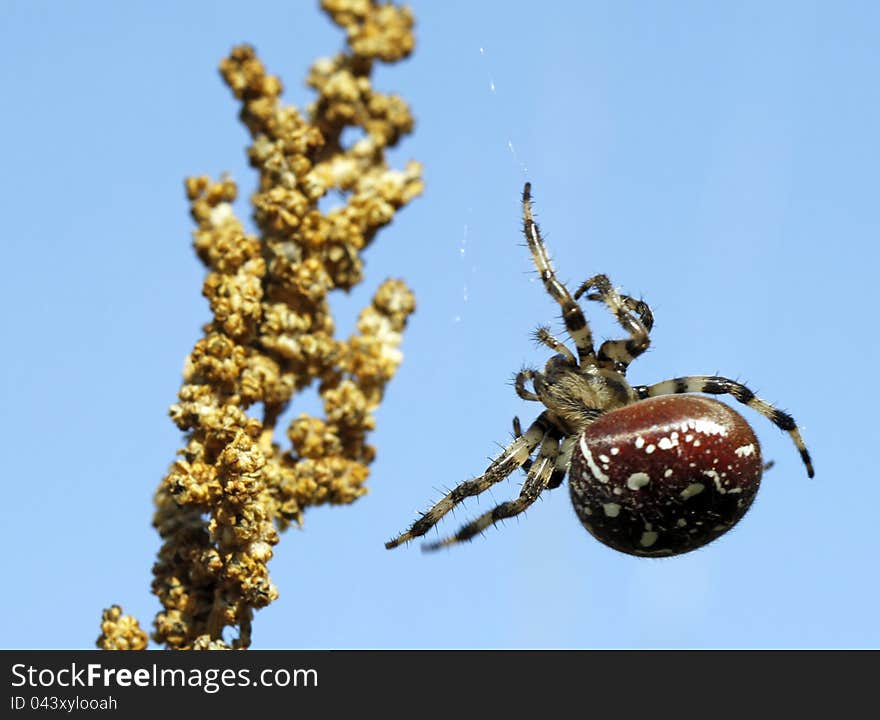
568 395 763 557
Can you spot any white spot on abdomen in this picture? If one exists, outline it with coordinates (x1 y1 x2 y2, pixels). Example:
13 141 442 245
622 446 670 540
579 437 610 483
602 502 621 517
657 436 677 450
627 472 651 490
680 483 705 500
735 444 756 457
639 531 659 547
702 469 725 493
690 418 729 436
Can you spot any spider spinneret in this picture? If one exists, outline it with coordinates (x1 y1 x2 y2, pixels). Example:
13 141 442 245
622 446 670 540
385 182 813 555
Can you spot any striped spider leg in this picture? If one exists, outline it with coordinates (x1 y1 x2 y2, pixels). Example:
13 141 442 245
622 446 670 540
634 376 814 477
384 412 553 549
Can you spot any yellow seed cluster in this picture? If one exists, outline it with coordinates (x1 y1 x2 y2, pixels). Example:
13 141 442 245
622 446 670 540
101 0 421 651
96 606 149 651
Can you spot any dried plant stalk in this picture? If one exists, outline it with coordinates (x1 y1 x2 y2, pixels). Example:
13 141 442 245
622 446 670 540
98 0 421 651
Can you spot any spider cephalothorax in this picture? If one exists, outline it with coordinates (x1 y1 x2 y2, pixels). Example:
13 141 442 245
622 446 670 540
386 183 813 556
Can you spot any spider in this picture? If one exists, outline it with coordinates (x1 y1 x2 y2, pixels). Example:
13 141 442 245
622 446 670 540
386 182 814 556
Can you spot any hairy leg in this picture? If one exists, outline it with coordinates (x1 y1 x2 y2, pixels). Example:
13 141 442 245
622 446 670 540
575 274 651 371
422 432 561 551
635 375 814 477
514 370 541 402
385 412 552 548
522 183 596 366
534 326 577 364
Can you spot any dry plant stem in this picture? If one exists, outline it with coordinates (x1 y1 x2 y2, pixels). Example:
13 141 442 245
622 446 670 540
100 0 421 650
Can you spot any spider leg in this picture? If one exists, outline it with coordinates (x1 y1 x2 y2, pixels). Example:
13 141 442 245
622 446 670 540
574 274 651 372
384 413 551 549
422 431 561 551
634 375 814 477
522 183 596 366
515 370 541 402
513 416 534 473
534 326 577 364
547 435 576 489
583 291 654 332
515 417 575 487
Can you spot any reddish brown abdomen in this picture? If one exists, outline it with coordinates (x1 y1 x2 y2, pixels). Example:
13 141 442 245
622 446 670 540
568 396 762 557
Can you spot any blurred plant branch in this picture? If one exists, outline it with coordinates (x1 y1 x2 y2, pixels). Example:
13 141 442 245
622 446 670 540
98 0 421 651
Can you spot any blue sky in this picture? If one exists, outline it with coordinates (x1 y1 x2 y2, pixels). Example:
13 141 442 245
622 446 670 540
2 0 878 649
